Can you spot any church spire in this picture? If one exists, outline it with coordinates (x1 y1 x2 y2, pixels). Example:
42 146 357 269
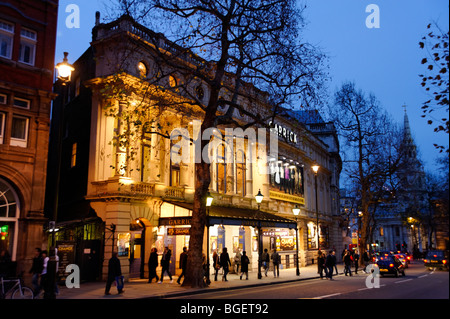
402 105 417 160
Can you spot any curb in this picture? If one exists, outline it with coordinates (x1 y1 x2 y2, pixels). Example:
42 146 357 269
144 273 327 299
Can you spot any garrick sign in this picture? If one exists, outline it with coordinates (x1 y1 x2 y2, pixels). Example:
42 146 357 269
269 121 298 144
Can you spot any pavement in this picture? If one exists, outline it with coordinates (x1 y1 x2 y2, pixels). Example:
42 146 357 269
54 264 342 299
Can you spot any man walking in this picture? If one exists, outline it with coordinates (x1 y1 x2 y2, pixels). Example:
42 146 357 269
158 247 173 283
325 250 336 280
177 247 188 284
105 252 123 295
271 249 280 278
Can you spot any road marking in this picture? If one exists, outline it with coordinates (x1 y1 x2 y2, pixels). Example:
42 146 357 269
418 275 428 278
313 293 341 299
395 279 413 284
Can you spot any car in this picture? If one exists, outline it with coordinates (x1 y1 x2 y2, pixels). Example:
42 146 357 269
423 250 449 271
376 255 405 277
394 253 409 268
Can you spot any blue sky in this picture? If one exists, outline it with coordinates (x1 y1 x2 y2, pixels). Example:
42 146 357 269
55 0 449 174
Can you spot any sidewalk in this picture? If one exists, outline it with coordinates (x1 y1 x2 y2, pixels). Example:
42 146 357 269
56 264 336 299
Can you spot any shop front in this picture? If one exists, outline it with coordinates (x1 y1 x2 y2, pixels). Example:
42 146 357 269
159 201 298 277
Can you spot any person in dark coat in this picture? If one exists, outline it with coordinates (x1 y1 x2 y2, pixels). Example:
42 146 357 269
177 247 188 284
212 250 220 281
158 247 173 283
325 250 336 280
343 251 353 276
220 247 231 281
29 248 43 294
240 251 250 280
105 252 123 295
317 251 326 279
148 248 159 283
353 250 360 274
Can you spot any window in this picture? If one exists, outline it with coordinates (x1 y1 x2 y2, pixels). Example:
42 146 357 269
195 85 204 101
10 115 29 147
0 20 14 59
71 143 77 168
13 97 31 109
137 62 147 78
169 75 177 87
75 77 81 96
236 150 246 196
19 28 37 65
0 112 5 144
170 136 181 187
216 143 226 193
0 93 6 104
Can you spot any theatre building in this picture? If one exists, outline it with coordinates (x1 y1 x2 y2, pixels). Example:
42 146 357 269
48 13 342 281
0 0 58 278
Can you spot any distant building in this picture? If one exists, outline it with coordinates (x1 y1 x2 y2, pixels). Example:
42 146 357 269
0 0 58 277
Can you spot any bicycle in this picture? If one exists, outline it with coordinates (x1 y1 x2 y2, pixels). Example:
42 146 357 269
0 274 34 299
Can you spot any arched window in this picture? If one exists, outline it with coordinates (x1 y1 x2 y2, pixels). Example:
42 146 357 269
0 178 19 260
137 61 147 78
216 143 226 193
236 150 246 196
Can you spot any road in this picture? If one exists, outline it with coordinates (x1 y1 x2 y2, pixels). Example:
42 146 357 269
169 261 449 299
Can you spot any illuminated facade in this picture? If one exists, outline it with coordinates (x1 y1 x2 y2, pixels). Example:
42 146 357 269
51 14 342 280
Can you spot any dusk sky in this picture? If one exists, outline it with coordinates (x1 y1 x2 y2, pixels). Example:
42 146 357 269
55 0 449 175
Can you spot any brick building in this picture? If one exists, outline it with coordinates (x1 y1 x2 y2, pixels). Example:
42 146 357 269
0 0 58 277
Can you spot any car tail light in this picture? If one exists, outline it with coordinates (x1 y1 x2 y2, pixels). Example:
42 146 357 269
407 256 411 260
424 259 429 263
433 255 437 258
443 260 447 264
389 264 394 267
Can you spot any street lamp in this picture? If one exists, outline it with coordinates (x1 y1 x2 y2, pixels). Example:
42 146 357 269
46 52 74 299
312 163 319 250
293 205 300 276
55 52 75 83
205 192 213 285
255 189 263 279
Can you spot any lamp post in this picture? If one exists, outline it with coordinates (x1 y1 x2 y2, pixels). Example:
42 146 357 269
312 163 320 250
45 52 74 299
255 189 264 279
205 192 213 284
293 205 300 276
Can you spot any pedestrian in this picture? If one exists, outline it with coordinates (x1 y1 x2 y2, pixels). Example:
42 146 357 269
148 248 159 283
240 251 250 280
212 249 220 281
29 248 43 294
333 250 339 275
158 247 173 283
177 247 188 284
325 250 336 280
220 247 231 281
354 250 360 274
271 249 280 277
317 251 326 279
261 248 270 277
343 251 353 276
234 249 242 274
41 247 59 298
362 250 370 272
105 252 124 295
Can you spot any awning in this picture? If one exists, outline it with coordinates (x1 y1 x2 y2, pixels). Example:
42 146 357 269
161 200 297 229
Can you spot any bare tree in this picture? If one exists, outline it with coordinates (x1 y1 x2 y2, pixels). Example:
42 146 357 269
419 22 449 153
101 0 327 287
330 82 404 264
